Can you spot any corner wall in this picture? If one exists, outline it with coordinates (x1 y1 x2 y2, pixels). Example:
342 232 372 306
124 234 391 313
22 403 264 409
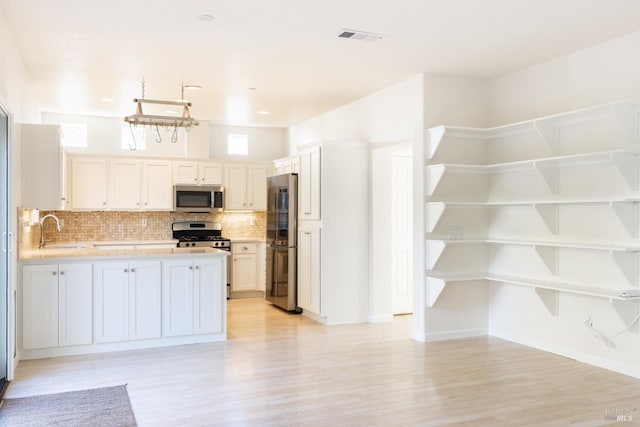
487 30 640 378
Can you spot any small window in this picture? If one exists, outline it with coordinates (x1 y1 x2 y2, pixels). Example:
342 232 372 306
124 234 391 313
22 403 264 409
121 125 146 150
227 134 248 155
60 123 87 147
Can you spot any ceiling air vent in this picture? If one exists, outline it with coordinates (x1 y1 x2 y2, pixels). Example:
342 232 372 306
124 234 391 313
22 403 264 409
338 29 385 42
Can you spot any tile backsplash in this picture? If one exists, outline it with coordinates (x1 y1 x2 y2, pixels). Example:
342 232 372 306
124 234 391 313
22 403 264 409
20 208 266 251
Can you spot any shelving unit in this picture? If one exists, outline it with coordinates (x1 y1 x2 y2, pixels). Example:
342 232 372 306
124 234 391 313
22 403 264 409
424 102 640 326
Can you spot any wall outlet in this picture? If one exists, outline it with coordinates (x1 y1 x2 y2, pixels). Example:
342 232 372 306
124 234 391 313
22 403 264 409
141 218 148 227
447 225 462 240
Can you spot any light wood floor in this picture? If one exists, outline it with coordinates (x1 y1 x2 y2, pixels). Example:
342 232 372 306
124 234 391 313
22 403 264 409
6 298 640 426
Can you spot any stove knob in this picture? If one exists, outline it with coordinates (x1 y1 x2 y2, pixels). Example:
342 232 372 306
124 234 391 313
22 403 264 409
214 242 219 247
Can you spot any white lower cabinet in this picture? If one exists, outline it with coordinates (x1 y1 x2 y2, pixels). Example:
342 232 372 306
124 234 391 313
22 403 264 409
22 254 226 359
23 263 92 350
93 261 161 343
231 243 258 292
162 257 224 337
297 225 321 315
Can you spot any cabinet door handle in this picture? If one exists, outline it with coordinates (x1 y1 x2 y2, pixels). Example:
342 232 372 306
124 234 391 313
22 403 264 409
189 266 193 270
130 268 135 273
52 271 57 276
124 268 128 273
195 265 199 270
59 271 64 276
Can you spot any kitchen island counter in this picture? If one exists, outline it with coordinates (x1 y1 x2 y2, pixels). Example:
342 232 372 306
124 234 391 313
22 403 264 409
20 242 229 264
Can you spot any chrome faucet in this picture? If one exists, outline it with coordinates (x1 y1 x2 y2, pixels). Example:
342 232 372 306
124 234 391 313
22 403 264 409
39 214 61 249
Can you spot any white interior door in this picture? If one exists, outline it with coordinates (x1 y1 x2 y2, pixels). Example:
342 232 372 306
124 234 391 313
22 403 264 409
391 154 413 314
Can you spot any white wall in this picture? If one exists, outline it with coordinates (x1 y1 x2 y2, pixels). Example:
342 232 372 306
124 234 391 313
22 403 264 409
0 6 41 381
485 30 640 378
489 30 640 126
418 74 491 341
288 75 425 151
41 113 287 161
209 124 287 161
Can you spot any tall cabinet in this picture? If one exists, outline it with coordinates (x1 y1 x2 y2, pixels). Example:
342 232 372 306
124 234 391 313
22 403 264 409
424 102 640 330
295 141 369 324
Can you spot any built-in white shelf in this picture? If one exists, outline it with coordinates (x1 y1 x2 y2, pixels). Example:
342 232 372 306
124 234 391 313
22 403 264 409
426 148 640 195
426 238 640 284
426 102 640 160
425 102 640 331
426 200 640 237
425 270 639 327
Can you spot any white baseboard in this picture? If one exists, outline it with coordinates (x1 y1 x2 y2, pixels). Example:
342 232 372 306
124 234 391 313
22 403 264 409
490 329 640 380
368 314 394 323
419 328 487 342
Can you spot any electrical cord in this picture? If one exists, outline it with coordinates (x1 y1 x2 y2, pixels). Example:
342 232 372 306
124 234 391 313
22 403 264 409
586 313 640 348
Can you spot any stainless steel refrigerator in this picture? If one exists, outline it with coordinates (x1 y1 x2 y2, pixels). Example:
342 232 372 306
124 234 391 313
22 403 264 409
265 173 299 312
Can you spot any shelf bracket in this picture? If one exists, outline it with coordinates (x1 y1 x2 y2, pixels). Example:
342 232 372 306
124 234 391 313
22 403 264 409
534 245 559 275
533 162 559 194
611 152 639 191
425 277 446 307
610 202 638 238
611 251 638 287
426 126 446 160
533 119 559 154
534 204 559 234
426 164 446 196
426 240 447 270
610 299 639 334
425 202 446 233
534 287 559 317
611 103 639 146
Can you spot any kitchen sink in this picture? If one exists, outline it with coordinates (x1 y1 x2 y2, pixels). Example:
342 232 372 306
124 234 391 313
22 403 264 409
47 243 87 249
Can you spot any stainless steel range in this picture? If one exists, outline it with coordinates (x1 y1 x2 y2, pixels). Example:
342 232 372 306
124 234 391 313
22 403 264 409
172 221 231 250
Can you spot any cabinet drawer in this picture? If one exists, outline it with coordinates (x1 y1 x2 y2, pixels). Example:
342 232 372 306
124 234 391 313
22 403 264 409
232 243 257 254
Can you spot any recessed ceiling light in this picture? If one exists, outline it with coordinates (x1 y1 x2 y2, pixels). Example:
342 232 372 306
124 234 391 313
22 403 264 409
100 97 114 102
184 85 202 90
257 111 270 115
197 14 214 22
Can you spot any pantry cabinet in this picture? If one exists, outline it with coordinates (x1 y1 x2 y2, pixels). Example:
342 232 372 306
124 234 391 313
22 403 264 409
224 163 268 210
23 263 92 350
295 141 368 324
298 145 321 220
162 257 225 337
297 225 321 315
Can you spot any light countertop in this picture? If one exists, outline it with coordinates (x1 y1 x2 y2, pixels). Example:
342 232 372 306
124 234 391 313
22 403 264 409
20 240 230 264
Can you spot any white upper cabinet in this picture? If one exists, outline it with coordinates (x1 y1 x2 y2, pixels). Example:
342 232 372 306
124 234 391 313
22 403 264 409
70 156 108 210
224 163 268 210
109 159 141 210
69 155 172 211
21 124 67 210
173 161 222 185
141 160 173 210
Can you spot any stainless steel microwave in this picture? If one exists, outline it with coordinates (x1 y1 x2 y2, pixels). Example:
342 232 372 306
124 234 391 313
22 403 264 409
173 185 224 213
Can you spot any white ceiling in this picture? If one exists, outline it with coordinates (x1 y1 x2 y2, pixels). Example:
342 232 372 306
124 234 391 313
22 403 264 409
3 0 640 127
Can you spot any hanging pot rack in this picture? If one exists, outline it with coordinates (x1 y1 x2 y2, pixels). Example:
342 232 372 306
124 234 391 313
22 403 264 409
123 79 200 150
